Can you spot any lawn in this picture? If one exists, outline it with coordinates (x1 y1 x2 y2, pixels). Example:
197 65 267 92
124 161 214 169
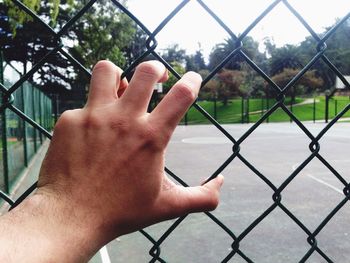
182 96 350 124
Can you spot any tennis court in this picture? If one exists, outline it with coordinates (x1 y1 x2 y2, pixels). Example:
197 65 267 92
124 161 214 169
90 122 350 263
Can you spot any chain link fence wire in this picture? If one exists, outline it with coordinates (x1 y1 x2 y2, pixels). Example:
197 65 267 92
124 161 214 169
1 0 350 262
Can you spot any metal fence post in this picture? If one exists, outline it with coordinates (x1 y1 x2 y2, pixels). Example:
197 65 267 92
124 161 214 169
53 93 59 123
290 98 293 123
48 96 52 130
313 97 316 123
1 98 9 193
38 91 43 144
31 85 37 152
325 95 330 123
246 97 250 124
335 99 338 116
21 85 28 167
266 97 270 123
241 97 244 124
213 97 217 120
0 50 9 193
0 50 3 85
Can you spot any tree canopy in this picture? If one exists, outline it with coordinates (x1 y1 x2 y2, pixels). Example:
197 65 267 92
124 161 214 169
1 1 349 107
1 0 138 96
202 19 350 101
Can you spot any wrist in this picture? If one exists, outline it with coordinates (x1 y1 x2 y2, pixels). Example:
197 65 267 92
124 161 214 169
0 190 103 262
35 185 125 252
33 189 107 261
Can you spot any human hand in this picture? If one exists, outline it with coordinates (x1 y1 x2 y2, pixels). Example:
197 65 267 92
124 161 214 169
1 60 223 262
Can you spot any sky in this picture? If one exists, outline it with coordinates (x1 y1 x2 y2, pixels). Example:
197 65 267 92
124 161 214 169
127 0 350 58
3 0 350 83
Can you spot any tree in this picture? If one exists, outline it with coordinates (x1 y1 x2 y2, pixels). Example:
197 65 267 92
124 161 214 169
208 36 264 70
69 0 136 70
200 78 219 101
209 38 241 70
2 0 138 95
185 46 206 72
123 26 150 67
240 70 266 98
1 1 62 81
0 5 12 50
216 69 245 106
298 20 350 90
161 44 186 65
4 0 62 30
268 44 303 76
1 0 66 69
271 68 323 101
2 0 146 113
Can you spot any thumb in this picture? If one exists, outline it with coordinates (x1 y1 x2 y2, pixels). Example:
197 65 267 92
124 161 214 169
162 174 224 219
187 174 224 212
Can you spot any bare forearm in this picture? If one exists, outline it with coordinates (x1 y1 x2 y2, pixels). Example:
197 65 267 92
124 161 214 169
0 194 97 263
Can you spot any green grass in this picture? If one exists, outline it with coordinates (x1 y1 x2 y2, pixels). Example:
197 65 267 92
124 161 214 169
182 96 350 124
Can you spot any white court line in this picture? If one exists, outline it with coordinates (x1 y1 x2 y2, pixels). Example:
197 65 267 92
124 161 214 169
99 246 111 263
306 174 343 195
292 164 343 195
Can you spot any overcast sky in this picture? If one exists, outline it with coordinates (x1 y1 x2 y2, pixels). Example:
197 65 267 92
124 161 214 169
4 0 350 83
127 0 350 58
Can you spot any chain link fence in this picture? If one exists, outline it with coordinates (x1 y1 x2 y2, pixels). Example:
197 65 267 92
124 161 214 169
0 60 52 194
1 0 350 262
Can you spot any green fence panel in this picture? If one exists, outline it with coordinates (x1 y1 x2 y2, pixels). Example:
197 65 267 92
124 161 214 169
0 111 5 192
6 88 25 188
34 88 41 146
23 83 35 162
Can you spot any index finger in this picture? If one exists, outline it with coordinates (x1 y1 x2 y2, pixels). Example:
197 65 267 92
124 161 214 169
149 72 201 132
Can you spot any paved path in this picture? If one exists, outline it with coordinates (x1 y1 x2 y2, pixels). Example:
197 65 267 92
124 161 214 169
249 98 319 115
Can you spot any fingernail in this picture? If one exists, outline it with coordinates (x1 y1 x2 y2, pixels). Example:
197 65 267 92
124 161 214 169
201 174 224 186
217 174 224 186
160 68 169 82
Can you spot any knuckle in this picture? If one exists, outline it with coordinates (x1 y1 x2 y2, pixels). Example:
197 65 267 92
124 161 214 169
93 60 115 72
81 110 103 129
174 82 196 104
71 109 103 129
55 110 79 129
139 124 162 149
136 62 160 80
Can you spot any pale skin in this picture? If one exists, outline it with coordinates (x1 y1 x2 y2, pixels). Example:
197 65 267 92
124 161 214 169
0 60 224 262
